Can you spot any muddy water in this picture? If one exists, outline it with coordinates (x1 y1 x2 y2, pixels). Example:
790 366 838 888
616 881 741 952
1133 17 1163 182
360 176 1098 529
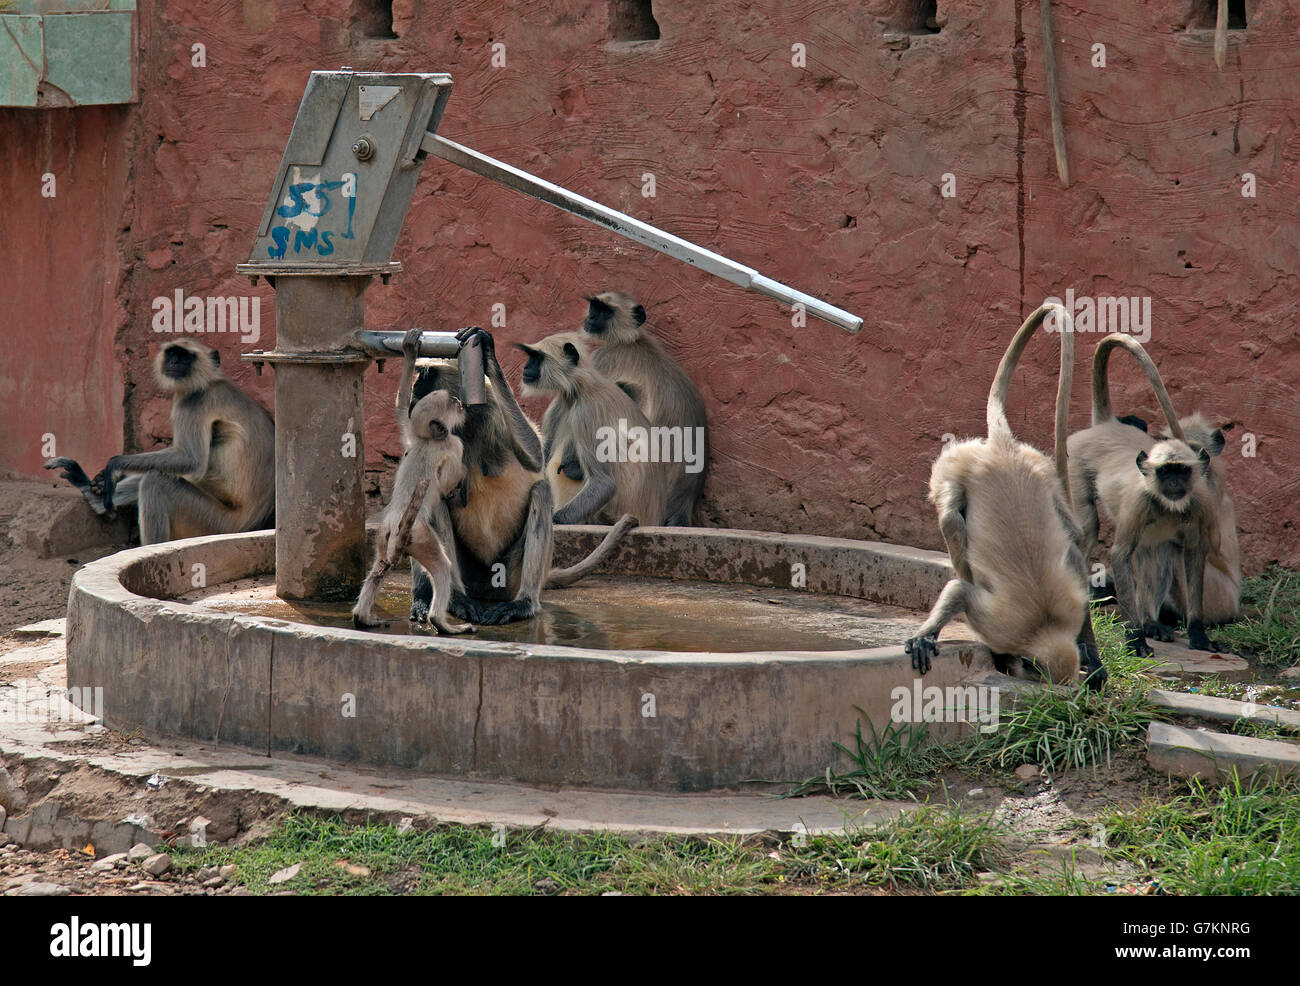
177 574 931 653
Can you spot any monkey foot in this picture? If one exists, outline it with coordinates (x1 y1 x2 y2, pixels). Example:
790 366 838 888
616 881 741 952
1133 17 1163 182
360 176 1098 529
352 611 388 630
1127 634 1155 659
448 592 537 625
473 599 539 625
1187 634 1228 654
904 635 937 674
1144 621 1176 643
434 620 475 635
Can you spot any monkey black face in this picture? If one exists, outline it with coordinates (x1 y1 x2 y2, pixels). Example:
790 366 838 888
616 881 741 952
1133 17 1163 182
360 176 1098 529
583 294 647 336
517 345 544 384
583 297 615 336
161 344 198 380
1139 451 1194 502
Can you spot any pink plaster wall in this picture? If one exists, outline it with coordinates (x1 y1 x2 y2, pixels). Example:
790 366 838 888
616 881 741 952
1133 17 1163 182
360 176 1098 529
1 0 1297 568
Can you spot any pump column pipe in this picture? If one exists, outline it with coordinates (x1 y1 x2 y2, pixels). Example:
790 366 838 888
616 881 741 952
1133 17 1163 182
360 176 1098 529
240 268 398 601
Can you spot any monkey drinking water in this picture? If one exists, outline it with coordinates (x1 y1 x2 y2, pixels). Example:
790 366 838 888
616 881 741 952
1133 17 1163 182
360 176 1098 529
405 327 635 626
905 303 1105 691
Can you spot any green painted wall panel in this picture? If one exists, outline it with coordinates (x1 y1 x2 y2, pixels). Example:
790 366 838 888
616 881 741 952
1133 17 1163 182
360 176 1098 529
0 15 42 107
7 2 136 12
43 12 134 105
0 8 135 106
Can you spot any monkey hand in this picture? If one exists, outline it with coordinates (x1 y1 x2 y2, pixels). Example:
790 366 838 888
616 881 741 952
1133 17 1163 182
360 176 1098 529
44 457 91 488
100 457 124 514
904 635 938 675
456 326 502 380
1078 642 1108 692
401 327 424 359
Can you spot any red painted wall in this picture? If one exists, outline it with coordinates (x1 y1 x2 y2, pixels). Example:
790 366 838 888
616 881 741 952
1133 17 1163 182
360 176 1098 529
0 105 130 477
2 1 1297 569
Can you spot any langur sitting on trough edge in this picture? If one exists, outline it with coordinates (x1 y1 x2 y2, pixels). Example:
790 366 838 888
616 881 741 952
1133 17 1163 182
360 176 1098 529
580 292 708 525
517 331 669 528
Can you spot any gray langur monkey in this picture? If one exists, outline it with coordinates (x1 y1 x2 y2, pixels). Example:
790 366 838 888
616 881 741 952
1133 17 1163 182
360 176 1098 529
1066 333 1224 656
353 329 471 635
1161 413 1241 625
517 331 670 528
580 292 708 526
904 303 1105 691
45 338 274 545
1112 411 1241 627
406 328 635 626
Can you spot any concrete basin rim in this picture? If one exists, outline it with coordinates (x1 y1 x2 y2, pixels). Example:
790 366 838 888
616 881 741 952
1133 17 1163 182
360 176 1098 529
68 526 954 665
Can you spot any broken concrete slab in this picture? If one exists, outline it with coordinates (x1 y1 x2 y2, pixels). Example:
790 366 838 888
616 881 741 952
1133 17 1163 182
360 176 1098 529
5 481 130 559
1145 638 1248 677
1148 689 1300 733
12 618 67 639
1146 721 1300 783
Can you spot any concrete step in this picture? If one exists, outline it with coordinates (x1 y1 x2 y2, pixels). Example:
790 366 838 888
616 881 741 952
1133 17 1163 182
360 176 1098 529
1146 721 1300 783
1147 689 1300 733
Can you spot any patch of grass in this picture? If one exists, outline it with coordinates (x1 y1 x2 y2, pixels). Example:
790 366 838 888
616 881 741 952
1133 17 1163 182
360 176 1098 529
169 815 782 896
793 611 1164 800
1097 773 1300 895
961 685 1159 774
1211 566 1300 668
1091 606 1166 695
965 857 1111 896
165 805 1008 895
1230 717 1291 741
786 805 1008 891
786 714 954 801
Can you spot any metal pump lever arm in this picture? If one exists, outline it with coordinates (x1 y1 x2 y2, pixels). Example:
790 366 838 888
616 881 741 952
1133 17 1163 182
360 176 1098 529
420 132 863 334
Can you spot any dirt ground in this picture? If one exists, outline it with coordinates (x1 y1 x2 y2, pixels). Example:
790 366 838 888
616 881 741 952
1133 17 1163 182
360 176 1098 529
0 482 117 639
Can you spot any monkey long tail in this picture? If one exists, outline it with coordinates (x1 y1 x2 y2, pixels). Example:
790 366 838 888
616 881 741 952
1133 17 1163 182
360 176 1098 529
393 478 432 556
1089 333 1185 440
987 303 1074 485
546 513 638 588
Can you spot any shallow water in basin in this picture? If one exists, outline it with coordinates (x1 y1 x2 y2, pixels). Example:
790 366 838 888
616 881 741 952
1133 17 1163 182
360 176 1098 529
177 574 934 653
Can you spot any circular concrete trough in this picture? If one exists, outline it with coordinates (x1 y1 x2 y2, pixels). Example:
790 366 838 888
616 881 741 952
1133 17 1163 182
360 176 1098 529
65 527 996 792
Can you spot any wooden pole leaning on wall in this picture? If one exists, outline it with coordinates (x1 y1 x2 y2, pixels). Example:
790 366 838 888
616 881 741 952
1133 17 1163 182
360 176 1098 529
1040 0 1070 188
